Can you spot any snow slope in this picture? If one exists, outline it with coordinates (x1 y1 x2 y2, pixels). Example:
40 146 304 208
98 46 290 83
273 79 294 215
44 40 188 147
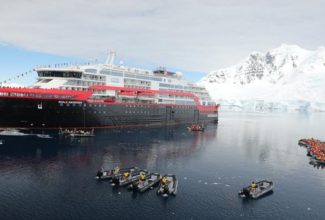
200 44 325 112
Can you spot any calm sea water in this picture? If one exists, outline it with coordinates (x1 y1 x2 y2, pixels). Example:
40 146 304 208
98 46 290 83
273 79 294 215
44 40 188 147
0 112 325 220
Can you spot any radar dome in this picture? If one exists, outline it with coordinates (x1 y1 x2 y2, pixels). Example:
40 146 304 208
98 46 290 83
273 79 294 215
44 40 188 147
175 72 182 78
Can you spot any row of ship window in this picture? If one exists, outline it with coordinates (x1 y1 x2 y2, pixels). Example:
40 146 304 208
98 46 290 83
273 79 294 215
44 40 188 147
56 109 192 115
83 74 106 81
0 92 75 99
63 81 105 87
124 85 151 89
124 79 151 86
100 70 176 83
59 110 159 115
58 103 195 109
125 105 194 109
124 109 192 114
159 83 206 92
38 71 82 78
59 110 155 115
125 110 156 114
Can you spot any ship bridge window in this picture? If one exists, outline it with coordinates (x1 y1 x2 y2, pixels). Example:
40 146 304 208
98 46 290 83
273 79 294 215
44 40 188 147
38 71 82 78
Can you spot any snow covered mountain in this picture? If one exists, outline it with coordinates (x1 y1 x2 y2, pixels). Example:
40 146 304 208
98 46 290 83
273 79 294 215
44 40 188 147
200 44 325 112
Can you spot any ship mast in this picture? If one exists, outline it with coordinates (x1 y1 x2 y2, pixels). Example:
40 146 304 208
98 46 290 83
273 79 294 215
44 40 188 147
105 50 116 65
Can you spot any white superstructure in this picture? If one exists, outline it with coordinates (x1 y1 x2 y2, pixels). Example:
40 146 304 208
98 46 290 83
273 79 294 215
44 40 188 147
34 53 215 106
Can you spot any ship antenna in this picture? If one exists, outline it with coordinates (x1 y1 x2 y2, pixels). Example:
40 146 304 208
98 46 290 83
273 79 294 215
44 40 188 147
105 50 116 65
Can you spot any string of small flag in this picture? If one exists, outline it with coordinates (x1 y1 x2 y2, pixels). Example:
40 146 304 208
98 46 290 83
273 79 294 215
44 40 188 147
0 61 95 85
0 70 32 85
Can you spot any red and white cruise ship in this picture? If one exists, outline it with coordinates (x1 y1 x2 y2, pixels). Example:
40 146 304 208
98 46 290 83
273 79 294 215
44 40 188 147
0 52 219 129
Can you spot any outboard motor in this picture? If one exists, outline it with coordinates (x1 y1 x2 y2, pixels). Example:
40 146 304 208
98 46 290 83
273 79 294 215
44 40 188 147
96 170 103 178
242 188 250 197
111 176 120 185
162 184 169 194
131 181 138 191
239 187 250 197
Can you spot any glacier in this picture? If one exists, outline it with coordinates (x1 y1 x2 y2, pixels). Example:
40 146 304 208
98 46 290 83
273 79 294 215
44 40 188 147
200 44 325 112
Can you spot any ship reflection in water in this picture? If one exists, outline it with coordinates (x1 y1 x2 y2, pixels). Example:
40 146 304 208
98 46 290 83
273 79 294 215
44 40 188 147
96 126 218 172
1 113 325 220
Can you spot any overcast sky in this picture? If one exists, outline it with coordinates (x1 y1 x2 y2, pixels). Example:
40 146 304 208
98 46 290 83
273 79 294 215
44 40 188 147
0 0 325 83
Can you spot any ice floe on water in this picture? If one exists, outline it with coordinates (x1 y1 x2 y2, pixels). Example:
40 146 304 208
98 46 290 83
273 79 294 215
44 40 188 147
180 175 237 188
